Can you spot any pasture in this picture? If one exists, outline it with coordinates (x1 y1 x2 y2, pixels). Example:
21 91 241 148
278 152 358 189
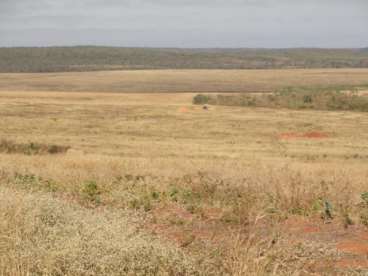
1 70 368 275
1 68 368 93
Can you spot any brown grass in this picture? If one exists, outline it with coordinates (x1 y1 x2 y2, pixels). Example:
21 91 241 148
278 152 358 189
0 69 368 93
0 87 368 274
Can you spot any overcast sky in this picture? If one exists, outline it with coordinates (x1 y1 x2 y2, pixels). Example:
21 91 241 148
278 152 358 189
0 0 367 48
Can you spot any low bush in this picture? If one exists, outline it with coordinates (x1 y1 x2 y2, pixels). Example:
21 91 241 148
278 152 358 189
192 94 211 105
0 139 70 155
82 180 101 205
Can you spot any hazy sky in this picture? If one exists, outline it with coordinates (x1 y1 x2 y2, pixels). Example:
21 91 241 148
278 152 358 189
0 0 367 48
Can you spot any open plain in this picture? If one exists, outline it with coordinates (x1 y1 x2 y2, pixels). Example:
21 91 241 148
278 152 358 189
1 68 368 93
1 70 368 275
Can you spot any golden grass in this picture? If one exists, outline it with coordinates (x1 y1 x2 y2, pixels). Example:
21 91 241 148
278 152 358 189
1 88 368 274
0 187 200 275
0 68 368 93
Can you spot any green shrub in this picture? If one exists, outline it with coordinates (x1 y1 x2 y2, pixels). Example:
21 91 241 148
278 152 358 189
303 95 313 104
361 192 368 204
192 94 210 105
82 180 101 204
12 173 59 193
14 173 40 189
129 195 152 212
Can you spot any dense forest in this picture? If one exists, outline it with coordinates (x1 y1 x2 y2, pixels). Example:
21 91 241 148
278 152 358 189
1 46 368 73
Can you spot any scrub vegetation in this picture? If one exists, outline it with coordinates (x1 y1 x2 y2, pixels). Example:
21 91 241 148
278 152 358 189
193 85 368 112
0 46 368 73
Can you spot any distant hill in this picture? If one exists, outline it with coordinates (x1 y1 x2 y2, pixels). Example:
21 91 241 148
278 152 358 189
1 46 368 73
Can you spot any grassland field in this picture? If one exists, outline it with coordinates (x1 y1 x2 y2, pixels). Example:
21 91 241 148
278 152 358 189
1 69 368 93
1 69 368 275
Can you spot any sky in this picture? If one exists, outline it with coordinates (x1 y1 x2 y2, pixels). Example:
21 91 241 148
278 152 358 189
0 0 367 48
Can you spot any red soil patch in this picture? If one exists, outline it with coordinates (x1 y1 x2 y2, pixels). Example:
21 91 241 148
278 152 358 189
279 131 329 140
335 231 368 269
283 216 321 235
303 131 329 138
335 228 368 256
200 207 223 220
147 204 368 273
147 203 235 247
282 216 368 271
153 204 194 222
336 258 368 269
178 107 189 113
336 240 368 255
148 204 195 246
359 231 368 241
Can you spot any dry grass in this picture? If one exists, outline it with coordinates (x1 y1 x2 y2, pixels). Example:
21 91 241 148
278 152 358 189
0 88 368 274
0 69 368 93
0 187 201 275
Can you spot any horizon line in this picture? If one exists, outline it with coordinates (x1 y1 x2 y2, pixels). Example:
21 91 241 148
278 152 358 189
0 45 367 50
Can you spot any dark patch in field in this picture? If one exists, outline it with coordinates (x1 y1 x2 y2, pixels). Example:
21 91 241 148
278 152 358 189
0 139 70 155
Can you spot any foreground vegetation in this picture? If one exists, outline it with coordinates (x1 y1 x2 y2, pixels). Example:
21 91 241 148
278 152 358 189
1 166 359 275
0 47 368 73
0 188 201 275
1 90 368 275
